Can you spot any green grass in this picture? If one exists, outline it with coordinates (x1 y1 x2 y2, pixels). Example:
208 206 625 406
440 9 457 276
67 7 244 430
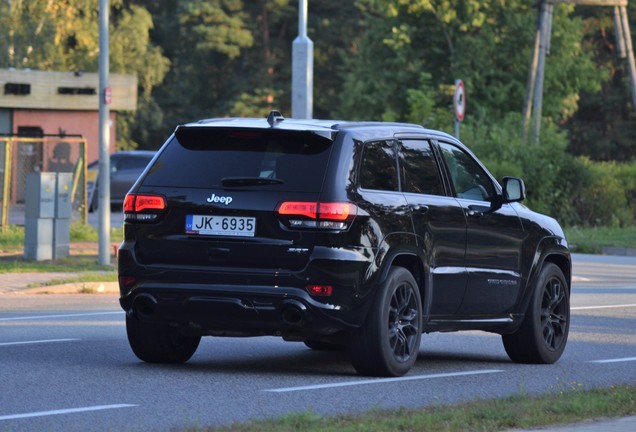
0 223 122 252
565 226 636 254
0 223 120 272
188 385 636 432
0 254 116 273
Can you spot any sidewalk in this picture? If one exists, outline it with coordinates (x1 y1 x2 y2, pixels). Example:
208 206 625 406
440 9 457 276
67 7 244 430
0 271 119 295
505 416 636 432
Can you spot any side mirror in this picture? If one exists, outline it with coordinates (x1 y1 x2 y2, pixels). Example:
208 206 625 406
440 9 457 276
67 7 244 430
502 177 526 203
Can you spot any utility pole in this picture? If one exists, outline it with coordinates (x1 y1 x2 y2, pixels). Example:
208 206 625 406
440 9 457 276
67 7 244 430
531 1 553 145
292 0 313 119
98 0 111 266
522 0 635 144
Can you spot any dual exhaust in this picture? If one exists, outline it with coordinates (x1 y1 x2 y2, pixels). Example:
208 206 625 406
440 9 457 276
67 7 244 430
131 294 308 327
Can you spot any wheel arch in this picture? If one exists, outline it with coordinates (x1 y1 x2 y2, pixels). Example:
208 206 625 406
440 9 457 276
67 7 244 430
514 236 571 321
542 252 571 291
379 251 430 318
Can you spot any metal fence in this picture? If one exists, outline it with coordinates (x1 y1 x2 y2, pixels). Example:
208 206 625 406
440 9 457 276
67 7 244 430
0 135 88 228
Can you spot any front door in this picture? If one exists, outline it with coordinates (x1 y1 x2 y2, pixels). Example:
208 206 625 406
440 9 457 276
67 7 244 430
436 140 524 316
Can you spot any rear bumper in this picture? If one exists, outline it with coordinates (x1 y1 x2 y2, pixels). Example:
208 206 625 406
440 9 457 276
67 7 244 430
119 283 358 338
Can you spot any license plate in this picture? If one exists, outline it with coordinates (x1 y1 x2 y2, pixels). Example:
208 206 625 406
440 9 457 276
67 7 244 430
185 215 256 237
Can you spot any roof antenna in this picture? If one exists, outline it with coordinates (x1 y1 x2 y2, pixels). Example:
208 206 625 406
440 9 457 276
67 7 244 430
266 110 285 127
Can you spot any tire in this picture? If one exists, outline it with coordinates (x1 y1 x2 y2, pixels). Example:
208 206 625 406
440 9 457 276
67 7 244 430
126 314 201 364
349 267 422 377
502 263 570 364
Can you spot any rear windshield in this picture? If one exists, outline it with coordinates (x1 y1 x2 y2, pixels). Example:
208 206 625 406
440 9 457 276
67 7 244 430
142 127 333 192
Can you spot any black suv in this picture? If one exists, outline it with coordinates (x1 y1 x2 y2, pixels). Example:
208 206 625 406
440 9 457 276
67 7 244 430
118 111 571 377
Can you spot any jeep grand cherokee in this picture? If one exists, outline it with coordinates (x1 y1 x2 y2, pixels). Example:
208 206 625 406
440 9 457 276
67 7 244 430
118 111 571 377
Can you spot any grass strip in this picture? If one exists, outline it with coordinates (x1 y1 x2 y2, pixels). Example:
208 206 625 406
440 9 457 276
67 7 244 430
565 226 636 254
0 255 115 273
190 385 636 432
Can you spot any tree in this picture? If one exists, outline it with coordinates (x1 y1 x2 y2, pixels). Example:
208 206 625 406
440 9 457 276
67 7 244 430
337 0 605 134
565 3 636 161
0 0 170 150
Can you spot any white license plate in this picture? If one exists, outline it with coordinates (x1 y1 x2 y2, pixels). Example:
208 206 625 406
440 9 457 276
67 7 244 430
185 215 256 237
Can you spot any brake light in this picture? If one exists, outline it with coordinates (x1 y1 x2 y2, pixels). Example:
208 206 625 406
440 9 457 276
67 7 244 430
278 202 318 219
119 275 136 289
124 193 166 221
277 201 357 229
306 284 333 296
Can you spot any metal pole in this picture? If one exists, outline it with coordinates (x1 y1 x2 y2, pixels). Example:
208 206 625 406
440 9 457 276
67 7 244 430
619 5 636 110
98 0 111 265
614 6 626 59
292 0 313 119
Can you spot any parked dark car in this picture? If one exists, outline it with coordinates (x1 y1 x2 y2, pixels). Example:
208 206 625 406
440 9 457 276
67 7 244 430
88 150 155 210
118 111 571 377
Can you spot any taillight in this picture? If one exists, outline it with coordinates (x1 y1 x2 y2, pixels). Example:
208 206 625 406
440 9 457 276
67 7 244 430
306 284 333 296
124 193 166 221
118 275 136 289
277 201 357 230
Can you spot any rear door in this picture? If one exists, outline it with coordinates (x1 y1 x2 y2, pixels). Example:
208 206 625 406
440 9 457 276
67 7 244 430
398 139 468 316
130 127 333 272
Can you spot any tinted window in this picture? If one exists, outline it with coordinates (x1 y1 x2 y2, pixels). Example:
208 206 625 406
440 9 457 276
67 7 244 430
359 140 398 191
399 140 444 196
142 128 333 192
438 141 495 201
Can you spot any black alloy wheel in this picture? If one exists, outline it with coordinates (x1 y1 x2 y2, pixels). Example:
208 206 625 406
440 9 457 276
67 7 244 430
350 267 422 376
503 263 570 364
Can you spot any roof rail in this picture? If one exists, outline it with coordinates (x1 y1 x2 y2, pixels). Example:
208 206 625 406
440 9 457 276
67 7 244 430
266 110 285 127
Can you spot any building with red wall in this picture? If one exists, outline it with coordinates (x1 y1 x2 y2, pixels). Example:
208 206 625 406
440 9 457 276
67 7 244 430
0 68 137 204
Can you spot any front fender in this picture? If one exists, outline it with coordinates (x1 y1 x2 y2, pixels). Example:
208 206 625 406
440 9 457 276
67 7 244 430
513 235 571 320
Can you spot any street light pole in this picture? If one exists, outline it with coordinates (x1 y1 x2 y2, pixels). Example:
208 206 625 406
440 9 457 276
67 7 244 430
98 0 111 265
292 0 313 119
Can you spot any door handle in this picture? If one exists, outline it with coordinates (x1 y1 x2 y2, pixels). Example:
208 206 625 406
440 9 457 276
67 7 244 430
467 208 482 217
467 205 488 218
410 204 429 213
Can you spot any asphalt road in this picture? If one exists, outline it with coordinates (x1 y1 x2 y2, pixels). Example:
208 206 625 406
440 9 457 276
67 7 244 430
1 254 635 431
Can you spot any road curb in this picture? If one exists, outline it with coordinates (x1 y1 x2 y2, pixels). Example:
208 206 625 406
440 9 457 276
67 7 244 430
1 280 119 295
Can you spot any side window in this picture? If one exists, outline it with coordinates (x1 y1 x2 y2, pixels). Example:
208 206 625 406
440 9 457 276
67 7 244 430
359 140 399 191
399 140 444 196
438 141 495 201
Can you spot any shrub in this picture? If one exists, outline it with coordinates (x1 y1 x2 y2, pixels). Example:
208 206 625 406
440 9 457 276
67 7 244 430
461 112 635 227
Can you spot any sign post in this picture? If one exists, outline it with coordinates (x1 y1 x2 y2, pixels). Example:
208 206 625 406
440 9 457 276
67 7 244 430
454 79 466 139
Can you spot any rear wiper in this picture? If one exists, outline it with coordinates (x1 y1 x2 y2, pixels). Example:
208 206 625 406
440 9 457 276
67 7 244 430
221 177 284 187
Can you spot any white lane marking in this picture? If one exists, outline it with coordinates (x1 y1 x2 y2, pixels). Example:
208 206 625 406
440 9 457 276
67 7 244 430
0 404 138 421
0 339 79 347
264 369 504 393
572 304 636 311
0 311 122 321
590 357 636 364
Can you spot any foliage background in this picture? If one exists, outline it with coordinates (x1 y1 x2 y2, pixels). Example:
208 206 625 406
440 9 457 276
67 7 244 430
1 0 635 227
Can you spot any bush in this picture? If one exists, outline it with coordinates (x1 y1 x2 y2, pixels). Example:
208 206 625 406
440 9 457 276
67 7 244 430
460 112 636 227
574 160 634 227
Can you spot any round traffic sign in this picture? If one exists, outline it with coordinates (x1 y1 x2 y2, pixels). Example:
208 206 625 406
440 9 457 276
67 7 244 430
454 80 465 122
104 86 112 105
